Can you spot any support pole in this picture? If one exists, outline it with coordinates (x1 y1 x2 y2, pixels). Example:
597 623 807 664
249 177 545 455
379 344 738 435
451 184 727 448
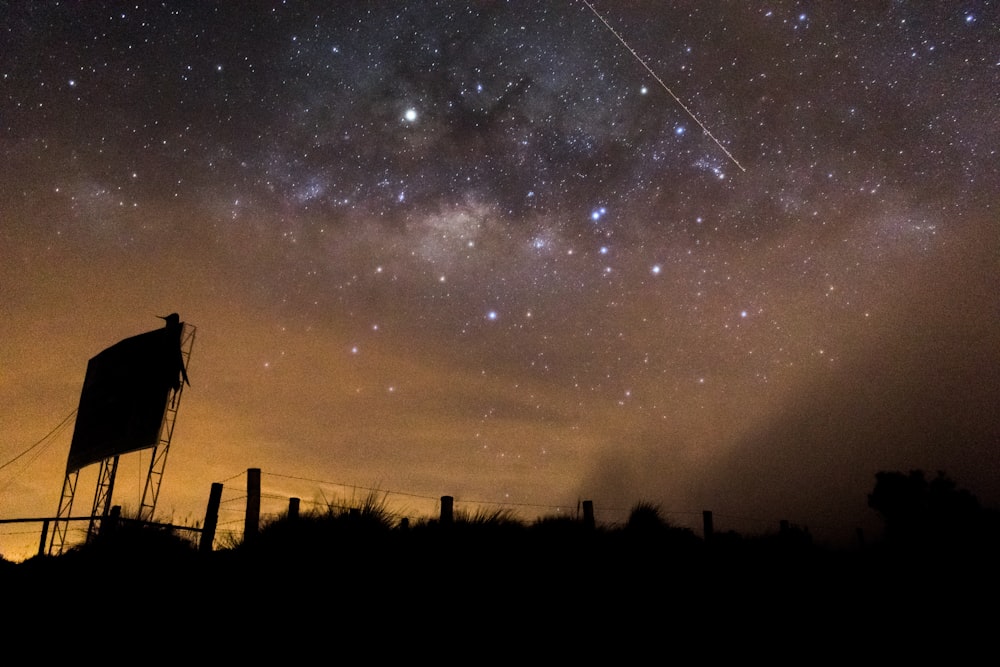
200 482 223 553
582 500 595 530
440 495 454 525
244 468 261 544
703 510 714 541
38 519 49 558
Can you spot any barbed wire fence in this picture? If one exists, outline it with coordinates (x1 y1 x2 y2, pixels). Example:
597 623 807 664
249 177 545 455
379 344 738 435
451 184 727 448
3 461 795 560
204 467 788 551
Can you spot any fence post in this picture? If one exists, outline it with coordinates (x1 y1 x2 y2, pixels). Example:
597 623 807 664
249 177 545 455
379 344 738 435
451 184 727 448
288 497 300 520
703 510 714 541
200 482 223 552
582 500 595 530
440 495 454 525
245 468 261 544
38 519 50 557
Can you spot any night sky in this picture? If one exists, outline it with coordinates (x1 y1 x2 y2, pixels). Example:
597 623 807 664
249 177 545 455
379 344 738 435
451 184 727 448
2 1 998 559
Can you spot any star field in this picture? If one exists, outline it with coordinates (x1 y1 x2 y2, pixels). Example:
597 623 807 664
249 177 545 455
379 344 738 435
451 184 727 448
2 2 998 557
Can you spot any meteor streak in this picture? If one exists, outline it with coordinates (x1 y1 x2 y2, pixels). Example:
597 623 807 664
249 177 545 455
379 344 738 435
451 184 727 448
580 0 746 173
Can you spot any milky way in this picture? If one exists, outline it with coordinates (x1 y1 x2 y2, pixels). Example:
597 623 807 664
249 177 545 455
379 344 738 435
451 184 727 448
2 2 998 558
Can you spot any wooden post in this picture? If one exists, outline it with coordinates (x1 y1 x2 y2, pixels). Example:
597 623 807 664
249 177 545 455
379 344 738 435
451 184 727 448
245 468 261 543
582 500 595 530
38 519 49 557
200 482 223 552
288 497 300 520
440 495 454 525
703 510 714 541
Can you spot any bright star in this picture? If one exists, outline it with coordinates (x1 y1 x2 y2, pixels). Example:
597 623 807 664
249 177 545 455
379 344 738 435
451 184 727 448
404 108 418 122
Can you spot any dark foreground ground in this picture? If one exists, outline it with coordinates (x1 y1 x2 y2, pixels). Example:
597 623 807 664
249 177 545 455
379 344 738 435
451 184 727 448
4 515 997 660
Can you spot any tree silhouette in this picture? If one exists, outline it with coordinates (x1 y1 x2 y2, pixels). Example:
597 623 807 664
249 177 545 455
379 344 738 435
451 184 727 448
868 470 985 548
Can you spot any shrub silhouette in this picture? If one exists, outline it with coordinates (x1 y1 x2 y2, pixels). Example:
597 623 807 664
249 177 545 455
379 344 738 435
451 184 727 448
454 506 522 527
868 470 990 550
625 501 668 533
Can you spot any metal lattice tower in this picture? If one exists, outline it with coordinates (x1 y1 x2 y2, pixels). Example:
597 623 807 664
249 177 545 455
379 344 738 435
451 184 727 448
139 322 195 522
49 470 79 554
85 454 120 542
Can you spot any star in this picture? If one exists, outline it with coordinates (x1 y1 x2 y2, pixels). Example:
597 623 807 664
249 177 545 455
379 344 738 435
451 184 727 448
1 1 996 561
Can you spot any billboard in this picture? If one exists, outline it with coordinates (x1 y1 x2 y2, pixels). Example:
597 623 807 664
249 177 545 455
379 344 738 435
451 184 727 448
66 320 188 473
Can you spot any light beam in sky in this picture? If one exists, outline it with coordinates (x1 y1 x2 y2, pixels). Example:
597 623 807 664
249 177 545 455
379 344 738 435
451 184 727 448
580 0 747 173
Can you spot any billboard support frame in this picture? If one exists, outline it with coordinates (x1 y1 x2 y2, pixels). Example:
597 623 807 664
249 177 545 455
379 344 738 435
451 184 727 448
48 319 196 555
138 323 195 522
49 470 79 555
86 454 120 543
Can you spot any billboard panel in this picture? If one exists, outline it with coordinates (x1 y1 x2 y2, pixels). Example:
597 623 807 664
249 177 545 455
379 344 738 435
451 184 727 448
66 323 186 472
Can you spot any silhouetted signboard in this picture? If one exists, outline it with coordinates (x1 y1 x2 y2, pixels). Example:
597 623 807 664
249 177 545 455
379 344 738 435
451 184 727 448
66 324 185 472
